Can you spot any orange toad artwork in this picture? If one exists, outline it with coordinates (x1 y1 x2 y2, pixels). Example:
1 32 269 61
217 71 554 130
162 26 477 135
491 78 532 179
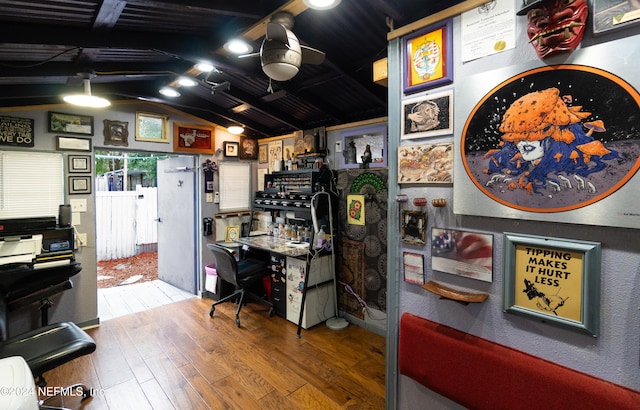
462 65 640 212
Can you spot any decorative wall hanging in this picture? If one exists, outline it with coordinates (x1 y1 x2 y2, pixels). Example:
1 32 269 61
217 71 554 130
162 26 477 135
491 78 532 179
398 142 453 184
460 65 640 222
239 137 258 160
173 123 214 154
401 90 453 139
56 136 92 152
516 0 588 59
401 210 426 245
202 159 217 192
337 238 366 320
268 140 283 173
258 144 268 163
431 228 493 283
503 232 600 336
68 155 91 173
0 115 34 147
223 141 239 157
403 251 425 285
225 225 240 242
68 176 91 195
103 120 129 146
135 112 169 143
402 18 453 94
593 0 640 34
48 111 93 135
340 124 388 168
347 194 365 225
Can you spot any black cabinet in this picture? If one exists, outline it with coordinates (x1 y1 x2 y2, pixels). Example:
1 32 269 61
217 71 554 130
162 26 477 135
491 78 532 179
268 254 287 317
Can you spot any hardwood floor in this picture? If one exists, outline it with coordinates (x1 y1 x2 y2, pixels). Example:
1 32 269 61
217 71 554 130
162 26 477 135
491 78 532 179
41 297 386 409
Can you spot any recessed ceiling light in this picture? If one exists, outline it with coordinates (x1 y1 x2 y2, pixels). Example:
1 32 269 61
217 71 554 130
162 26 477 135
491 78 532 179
227 125 244 135
159 87 181 97
194 62 214 72
224 39 253 54
177 77 197 87
303 0 341 10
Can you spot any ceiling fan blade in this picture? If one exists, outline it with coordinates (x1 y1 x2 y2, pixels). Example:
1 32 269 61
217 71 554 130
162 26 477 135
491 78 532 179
237 52 260 59
301 46 326 65
266 22 289 44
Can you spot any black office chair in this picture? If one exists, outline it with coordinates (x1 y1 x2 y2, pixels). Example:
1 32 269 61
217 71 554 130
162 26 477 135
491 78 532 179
206 243 274 327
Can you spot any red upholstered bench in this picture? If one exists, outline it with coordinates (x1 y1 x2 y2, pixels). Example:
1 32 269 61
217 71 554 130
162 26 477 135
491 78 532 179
399 312 640 409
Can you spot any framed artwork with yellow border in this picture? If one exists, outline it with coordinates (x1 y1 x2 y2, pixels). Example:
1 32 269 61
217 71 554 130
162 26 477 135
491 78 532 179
136 112 169 143
402 18 453 94
503 233 601 336
225 225 240 242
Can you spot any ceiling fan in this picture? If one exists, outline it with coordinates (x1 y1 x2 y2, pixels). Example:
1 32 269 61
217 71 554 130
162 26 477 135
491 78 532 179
239 11 325 82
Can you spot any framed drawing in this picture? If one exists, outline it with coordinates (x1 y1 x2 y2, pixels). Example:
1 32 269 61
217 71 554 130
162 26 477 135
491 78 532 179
48 111 94 135
401 90 453 139
136 112 169 143
223 141 239 157
340 124 387 168
403 251 425 285
68 176 91 195
239 137 258 160
503 233 601 336
225 225 240 242
68 155 91 173
56 136 92 152
593 0 640 34
103 120 129 146
401 210 426 245
258 144 268 163
398 142 453 184
431 228 493 283
173 123 214 154
402 18 453 94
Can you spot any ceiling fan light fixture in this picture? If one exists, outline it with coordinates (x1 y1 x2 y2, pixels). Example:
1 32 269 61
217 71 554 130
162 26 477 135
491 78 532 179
63 79 111 108
159 86 181 97
224 39 253 54
303 0 341 10
227 125 244 135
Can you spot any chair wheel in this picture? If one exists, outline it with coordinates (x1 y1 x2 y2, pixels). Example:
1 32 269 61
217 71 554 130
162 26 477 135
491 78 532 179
269 307 275 317
235 317 240 327
209 306 215 317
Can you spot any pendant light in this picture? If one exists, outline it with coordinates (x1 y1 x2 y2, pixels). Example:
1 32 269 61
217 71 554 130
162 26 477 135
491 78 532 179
63 78 111 108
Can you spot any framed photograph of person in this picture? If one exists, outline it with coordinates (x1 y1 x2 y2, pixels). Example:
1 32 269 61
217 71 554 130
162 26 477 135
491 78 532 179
239 137 258 160
223 141 239 157
503 232 601 336
401 90 453 139
401 210 426 245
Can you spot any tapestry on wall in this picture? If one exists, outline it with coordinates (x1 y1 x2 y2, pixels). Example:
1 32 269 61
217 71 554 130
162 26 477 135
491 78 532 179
336 169 388 318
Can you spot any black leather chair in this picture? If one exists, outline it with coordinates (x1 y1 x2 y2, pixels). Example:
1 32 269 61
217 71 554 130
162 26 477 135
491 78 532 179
206 243 274 327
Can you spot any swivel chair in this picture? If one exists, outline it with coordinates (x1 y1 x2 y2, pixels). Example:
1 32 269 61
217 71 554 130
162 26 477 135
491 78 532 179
206 243 274 327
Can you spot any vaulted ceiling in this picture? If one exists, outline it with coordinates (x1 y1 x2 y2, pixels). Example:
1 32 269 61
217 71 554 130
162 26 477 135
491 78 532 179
0 0 461 139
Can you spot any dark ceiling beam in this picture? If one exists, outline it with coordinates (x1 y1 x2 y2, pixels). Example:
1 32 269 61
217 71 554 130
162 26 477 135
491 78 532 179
115 0 276 19
93 0 126 30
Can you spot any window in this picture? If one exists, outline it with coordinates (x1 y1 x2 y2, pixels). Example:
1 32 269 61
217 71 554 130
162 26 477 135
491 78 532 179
218 162 250 211
0 151 64 219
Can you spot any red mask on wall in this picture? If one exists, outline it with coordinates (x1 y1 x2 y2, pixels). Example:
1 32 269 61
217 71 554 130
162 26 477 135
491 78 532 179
518 0 588 59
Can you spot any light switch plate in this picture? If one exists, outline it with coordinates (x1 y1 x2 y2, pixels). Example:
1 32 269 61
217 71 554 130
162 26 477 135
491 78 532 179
69 198 87 212
335 141 342 153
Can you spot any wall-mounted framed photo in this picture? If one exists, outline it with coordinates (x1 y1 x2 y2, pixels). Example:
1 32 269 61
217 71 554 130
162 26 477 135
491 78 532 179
173 122 214 154
48 111 94 136
136 112 169 143
239 137 258 160
401 90 453 139
103 119 129 146
258 144 268 163
593 0 640 34
503 233 601 336
402 18 453 94
340 124 387 168
68 154 92 173
431 228 493 283
225 225 240 242
401 210 426 245
56 136 92 152
223 141 239 157
68 175 92 195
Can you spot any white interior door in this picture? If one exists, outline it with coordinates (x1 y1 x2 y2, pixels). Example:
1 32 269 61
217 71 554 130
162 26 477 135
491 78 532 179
157 156 197 293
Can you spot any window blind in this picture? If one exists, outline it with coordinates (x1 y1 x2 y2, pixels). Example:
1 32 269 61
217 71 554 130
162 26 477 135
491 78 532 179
218 162 250 211
0 151 64 219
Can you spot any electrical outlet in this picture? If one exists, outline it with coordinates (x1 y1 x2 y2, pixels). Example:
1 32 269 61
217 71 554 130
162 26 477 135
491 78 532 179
77 233 87 246
335 141 342 153
206 193 214 203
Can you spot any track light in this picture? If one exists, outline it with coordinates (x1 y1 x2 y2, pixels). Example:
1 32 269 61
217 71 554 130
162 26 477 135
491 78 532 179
159 87 181 97
63 79 111 108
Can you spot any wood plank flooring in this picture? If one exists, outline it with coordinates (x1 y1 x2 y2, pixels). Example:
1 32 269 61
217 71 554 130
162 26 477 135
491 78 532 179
41 296 386 409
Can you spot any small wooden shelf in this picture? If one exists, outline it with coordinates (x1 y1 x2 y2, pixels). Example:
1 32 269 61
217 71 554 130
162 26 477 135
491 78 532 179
421 280 489 305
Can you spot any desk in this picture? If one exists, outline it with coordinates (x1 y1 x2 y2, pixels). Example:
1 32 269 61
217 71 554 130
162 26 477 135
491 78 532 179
235 235 310 258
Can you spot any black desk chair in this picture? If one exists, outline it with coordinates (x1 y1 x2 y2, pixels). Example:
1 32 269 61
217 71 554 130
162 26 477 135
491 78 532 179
206 243 274 327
